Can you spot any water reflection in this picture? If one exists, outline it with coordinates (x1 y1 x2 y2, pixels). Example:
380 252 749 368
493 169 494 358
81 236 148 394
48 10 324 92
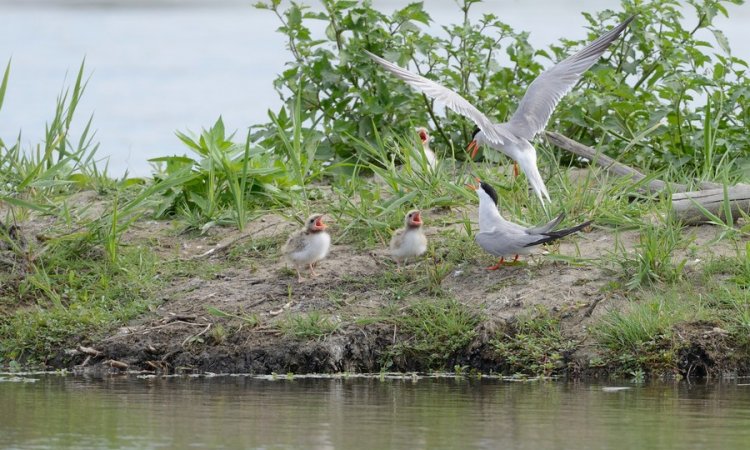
3 375 750 449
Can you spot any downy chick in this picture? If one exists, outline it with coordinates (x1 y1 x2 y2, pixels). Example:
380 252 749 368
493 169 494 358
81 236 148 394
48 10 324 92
282 214 331 282
415 127 437 170
389 210 427 268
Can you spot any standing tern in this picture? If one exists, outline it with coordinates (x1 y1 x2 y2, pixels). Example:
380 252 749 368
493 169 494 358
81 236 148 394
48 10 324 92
282 213 331 282
390 209 428 268
366 15 634 205
467 180 592 270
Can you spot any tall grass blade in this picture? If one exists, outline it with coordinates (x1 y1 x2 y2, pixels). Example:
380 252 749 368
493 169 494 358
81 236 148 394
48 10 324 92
0 59 10 113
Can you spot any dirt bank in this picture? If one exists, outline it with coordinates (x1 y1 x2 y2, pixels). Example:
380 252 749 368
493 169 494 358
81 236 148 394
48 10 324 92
31 201 745 379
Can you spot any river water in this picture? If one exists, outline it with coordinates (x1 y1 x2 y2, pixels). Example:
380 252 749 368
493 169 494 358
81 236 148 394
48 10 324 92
0 1 748 176
3 374 750 449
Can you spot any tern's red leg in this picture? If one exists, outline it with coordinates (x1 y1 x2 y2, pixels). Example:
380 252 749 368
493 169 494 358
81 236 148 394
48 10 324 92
486 257 505 271
513 163 519 177
513 255 519 262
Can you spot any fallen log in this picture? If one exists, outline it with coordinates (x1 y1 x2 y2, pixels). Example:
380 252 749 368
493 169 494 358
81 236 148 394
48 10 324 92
544 131 749 226
671 186 750 226
544 131 721 194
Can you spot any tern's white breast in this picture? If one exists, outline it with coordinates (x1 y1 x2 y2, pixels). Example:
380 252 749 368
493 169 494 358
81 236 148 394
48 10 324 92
288 232 330 266
392 229 427 260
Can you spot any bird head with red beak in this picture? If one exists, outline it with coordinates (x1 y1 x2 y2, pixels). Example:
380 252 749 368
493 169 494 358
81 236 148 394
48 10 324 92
466 178 499 206
405 210 423 228
416 127 430 145
306 214 327 232
466 126 482 159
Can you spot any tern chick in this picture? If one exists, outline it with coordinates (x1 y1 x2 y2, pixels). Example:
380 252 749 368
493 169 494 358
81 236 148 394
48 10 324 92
415 127 437 170
389 210 427 268
282 214 331 282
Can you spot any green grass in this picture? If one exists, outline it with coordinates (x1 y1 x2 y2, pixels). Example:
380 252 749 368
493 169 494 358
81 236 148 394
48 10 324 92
0 245 158 362
698 250 750 335
279 311 340 339
608 214 691 290
591 287 713 375
493 307 577 377
384 298 480 370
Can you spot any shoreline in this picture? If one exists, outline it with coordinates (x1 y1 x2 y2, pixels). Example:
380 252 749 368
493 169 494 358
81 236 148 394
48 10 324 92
4 187 747 381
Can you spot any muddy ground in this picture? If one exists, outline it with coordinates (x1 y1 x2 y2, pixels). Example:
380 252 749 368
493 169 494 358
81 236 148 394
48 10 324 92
18 190 740 378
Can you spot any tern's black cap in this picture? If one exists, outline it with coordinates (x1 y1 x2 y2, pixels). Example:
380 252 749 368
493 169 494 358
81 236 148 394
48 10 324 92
471 126 481 139
479 181 498 205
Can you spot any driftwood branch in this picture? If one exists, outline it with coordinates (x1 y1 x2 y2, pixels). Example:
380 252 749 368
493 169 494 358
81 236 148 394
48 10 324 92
671 186 750 225
544 131 749 225
544 131 724 194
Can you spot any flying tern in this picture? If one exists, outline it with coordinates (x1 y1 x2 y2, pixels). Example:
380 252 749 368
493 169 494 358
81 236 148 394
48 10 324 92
366 15 634 205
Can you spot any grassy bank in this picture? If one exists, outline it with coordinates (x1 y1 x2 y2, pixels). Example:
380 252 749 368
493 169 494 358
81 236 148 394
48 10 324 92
1 0 749 379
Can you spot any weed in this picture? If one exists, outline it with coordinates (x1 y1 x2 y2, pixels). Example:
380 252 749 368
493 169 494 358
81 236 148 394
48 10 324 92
150 117 289 231
206 306 260 329
387 298 480 369
279 311 340 339
493 307 576 377
612 214 690 289
209 324 228 345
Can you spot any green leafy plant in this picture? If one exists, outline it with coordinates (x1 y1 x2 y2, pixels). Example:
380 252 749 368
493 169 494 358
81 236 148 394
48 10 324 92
557 0 749 179
255 0 749 184
253 0 542 167
150 117 290 231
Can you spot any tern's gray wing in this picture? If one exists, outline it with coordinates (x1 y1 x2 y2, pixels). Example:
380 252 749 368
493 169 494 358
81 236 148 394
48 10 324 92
525 212 565 235
475 229 541 257
506 16 634 140
365 50 514 146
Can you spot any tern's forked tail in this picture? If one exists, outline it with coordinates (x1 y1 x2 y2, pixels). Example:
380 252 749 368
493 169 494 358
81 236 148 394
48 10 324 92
525 220 593 247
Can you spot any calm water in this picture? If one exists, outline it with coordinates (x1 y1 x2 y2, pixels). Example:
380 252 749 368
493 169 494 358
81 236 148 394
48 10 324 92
1 1 748 176
3 374 750 449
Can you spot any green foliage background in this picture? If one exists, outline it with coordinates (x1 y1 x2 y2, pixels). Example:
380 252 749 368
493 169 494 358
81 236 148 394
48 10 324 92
253 0 749 180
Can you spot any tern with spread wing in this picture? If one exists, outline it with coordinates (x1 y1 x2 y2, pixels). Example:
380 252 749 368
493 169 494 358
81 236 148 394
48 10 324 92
366 16 634 205
467 180 591 270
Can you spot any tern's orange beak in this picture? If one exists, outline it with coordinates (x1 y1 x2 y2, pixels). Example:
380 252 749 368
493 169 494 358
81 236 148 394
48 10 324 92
465 177 481 191
467 140 480 159
314 216 327 230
